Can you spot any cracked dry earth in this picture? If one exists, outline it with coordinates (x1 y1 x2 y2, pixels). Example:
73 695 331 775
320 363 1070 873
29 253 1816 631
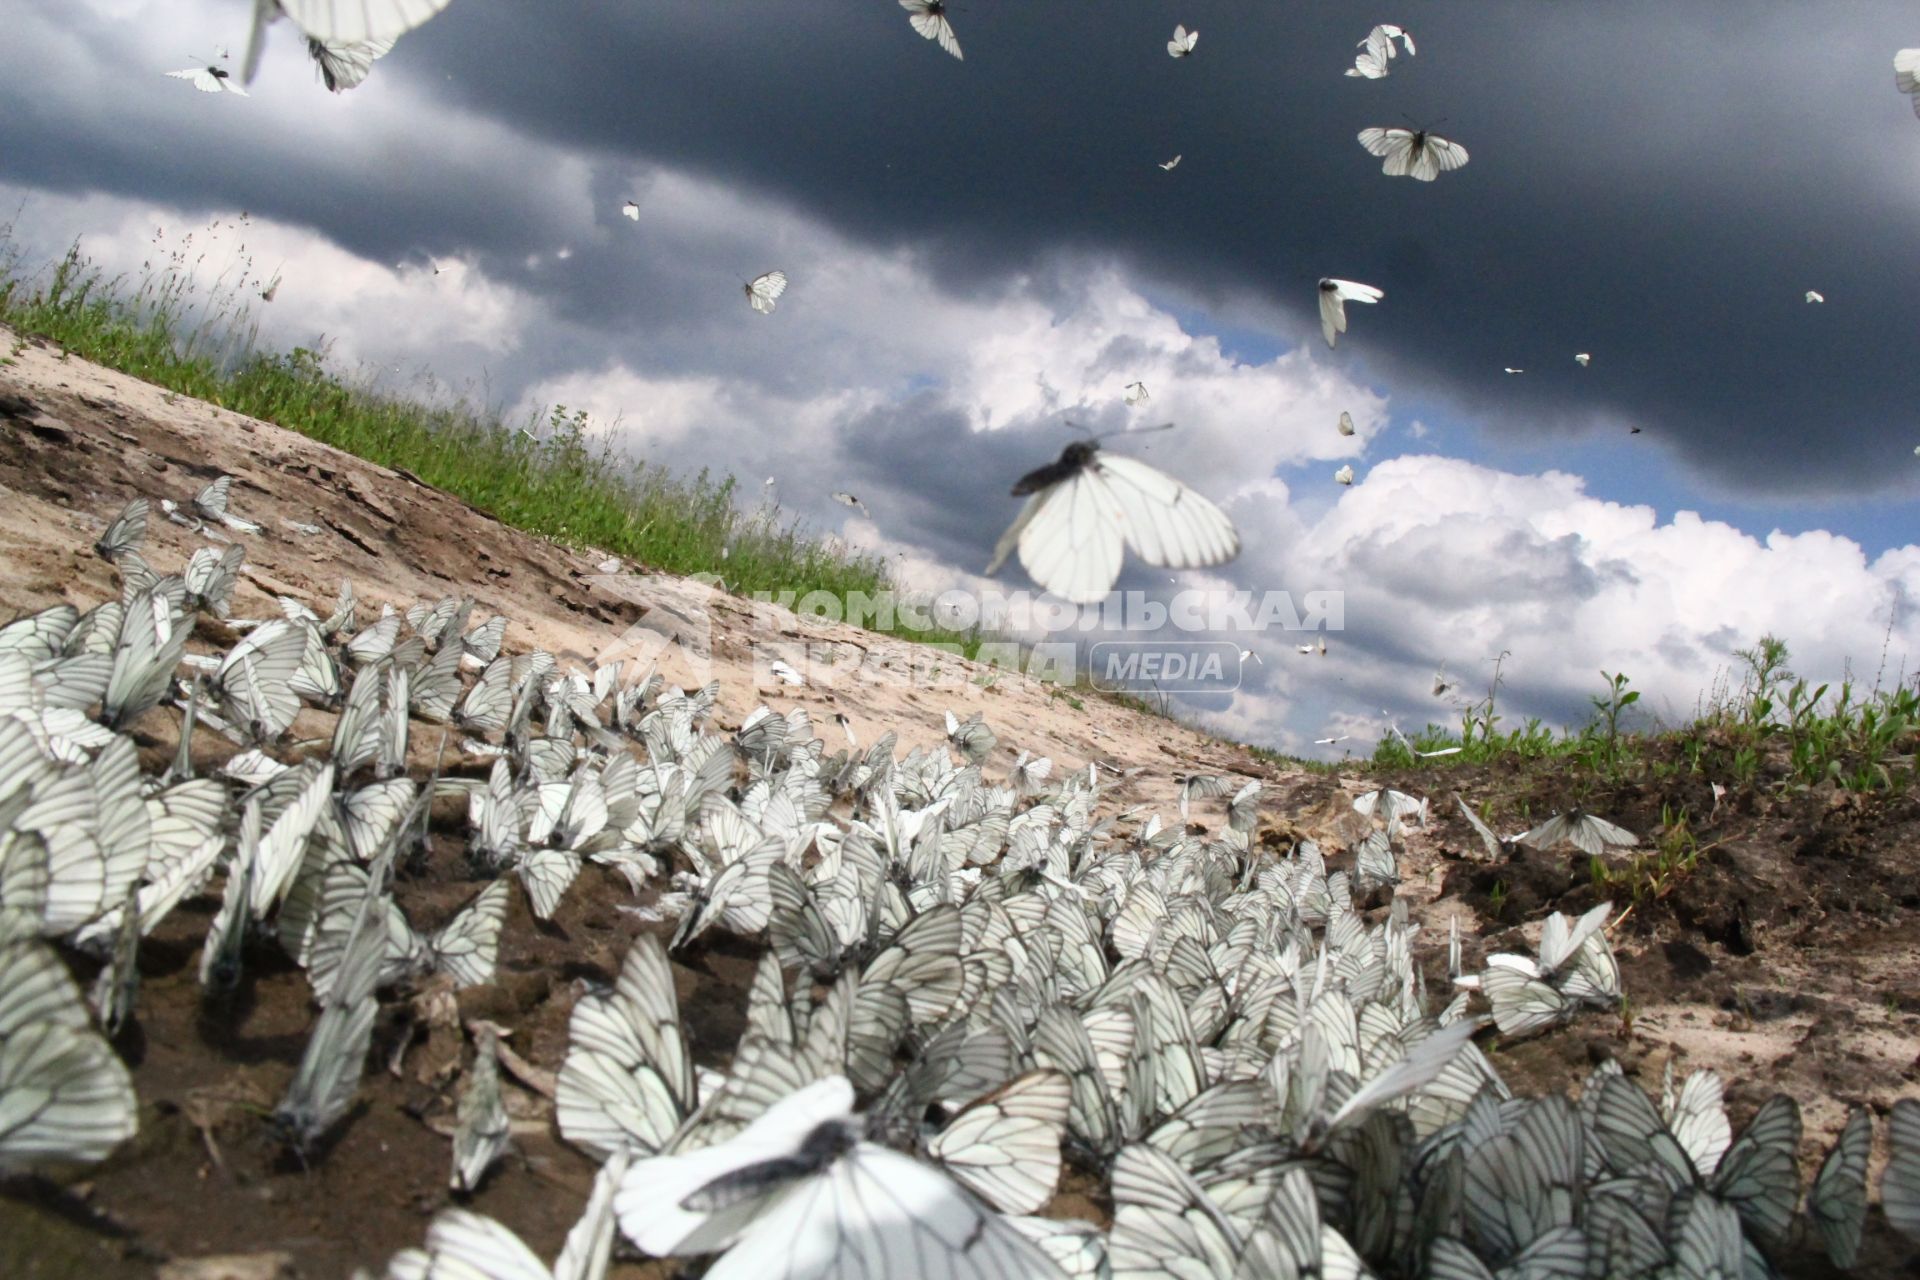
0 325 1916 1277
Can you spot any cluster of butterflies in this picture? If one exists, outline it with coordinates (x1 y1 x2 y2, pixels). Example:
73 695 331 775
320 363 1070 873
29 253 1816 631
1 493 1916 1276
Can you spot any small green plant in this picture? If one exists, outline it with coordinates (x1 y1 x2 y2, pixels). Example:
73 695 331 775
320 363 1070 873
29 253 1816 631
1589 805 1704 904
1486 879 1509 919
1590 669 1641 770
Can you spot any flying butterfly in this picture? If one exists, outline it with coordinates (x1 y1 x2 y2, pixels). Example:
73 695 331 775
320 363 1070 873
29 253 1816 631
1346 24 1413 79
1516 807 1637 857
744 271 788 315
1899 49 1920 118
1167 24 1198 57
986 425 1239 604
1358 126 1469 181
900 0 962 60
307 35 395 91
245 0 455 83
1318 277 1383 348
168 58 250 95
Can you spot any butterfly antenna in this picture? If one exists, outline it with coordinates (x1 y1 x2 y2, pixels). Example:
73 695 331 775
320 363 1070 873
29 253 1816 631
1093 421 1178 444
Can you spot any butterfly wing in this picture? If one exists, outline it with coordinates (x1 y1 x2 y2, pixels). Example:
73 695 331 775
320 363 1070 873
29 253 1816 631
747 271 788 314
275 0 454 45
1089 454 1240 572
999 471 1125 605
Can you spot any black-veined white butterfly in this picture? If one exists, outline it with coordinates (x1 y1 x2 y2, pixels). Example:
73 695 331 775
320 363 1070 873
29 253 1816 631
271 853 389 1153
1453 795 1520 861
246 0 454 83
191 475 263 533
556 933 696 1159
94 499 148 563
387 1149 629 1280
1809 1105 1870 1267
1318 277 1383 348
1899 50 1920 118
1167 24 1197 57
450 1025 510 1194
0 938 138 1172
307 35 394 91
168 59 249 95
1346 24 1413 79
744 271 788 315
899 0 962 60
1358 126 1469 181
1158 157 1180 172
1516 807 1637 857
1885 1097 1920 1243
613 1074 1057 1278
986 427 1239 604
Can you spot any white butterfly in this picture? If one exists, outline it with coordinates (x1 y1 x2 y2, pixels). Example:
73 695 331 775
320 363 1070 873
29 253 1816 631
831 492 870 517
1317 277 1383 348
1346 24 1413 79
1167 24 1198 57
744 270 789 314
387 1150 629 1280
307 35 395 91
450 1027 510 1194
94 499 149 563
944 710 996 764
1574 352 1591 366
0 940 138 1172
1337 411 1356 436
1899 49 1920 118
613 1075 1057 1278
168 60 249 95
986 429 1239 604
1885 1098 1920 1244
899 0 962 60
1333 464 1354 486
1158 156 1181 171
272 868 387 1152
621 201 641 221
246 0 454 83
1517 807 1637 857
1805 290 1825 304
1503 367 1524 374
1124 382 1150 406
1358 126 1469 180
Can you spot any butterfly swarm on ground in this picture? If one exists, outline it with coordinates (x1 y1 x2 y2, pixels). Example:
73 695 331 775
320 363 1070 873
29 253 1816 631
3 500 1902 1279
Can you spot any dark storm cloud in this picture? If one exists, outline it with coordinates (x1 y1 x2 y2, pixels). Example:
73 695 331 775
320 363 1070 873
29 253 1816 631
392 0 1920 499
9 1 1916 504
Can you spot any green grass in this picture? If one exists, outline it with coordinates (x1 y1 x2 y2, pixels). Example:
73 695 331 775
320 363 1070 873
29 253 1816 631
1371 636 1920 796
0 233 996 655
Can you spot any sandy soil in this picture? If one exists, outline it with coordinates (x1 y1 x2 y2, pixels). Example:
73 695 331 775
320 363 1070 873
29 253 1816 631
1 326 1915 1277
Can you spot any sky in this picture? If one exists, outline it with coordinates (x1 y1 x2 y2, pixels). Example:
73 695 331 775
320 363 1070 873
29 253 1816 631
3 0 1920 756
